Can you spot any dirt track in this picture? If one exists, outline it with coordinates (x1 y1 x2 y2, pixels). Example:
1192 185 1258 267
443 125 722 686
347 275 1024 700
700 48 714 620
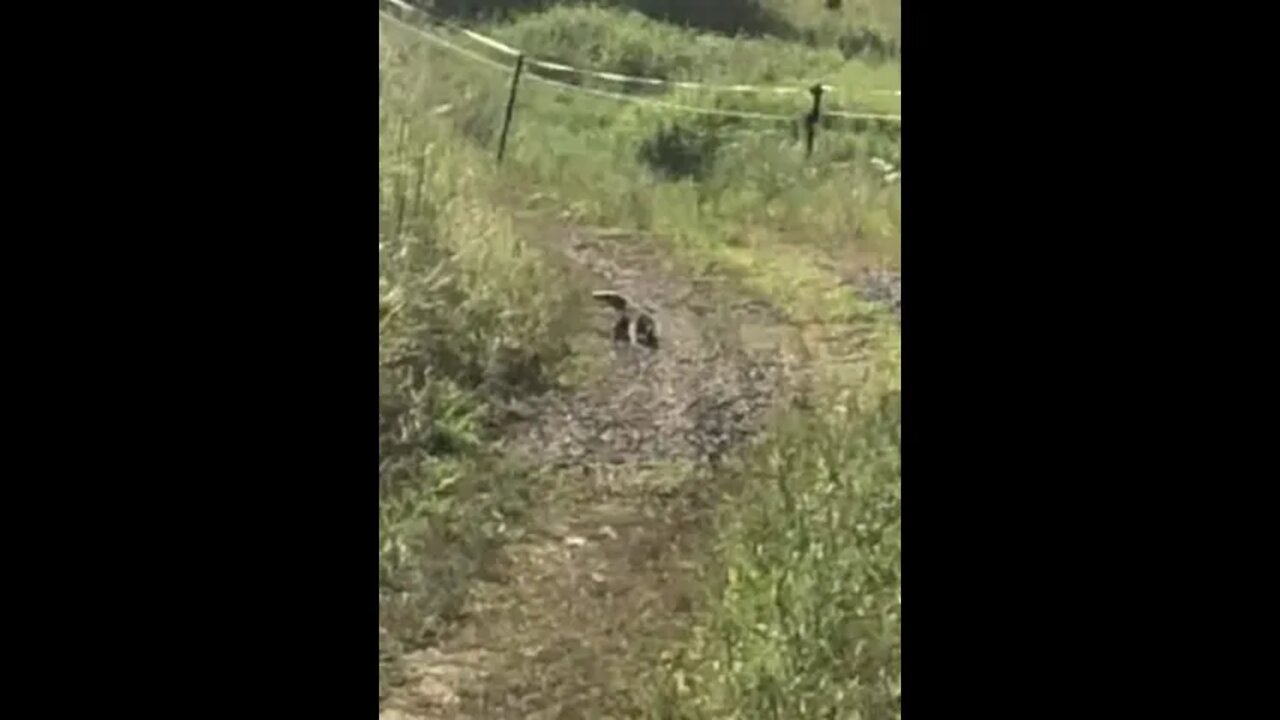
381 225 896 718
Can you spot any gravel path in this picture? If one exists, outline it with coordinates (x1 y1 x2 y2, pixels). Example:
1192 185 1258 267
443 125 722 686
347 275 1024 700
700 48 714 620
845 265 901 322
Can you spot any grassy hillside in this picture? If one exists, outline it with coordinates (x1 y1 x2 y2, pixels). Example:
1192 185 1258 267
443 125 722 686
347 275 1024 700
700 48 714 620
380 1 901 715
422 0 900 58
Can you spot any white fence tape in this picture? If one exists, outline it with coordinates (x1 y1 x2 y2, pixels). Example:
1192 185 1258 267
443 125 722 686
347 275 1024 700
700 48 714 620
381 11 902 124
381 0 901 100
382 11 516 75
381 12 903 124
380 12 814 122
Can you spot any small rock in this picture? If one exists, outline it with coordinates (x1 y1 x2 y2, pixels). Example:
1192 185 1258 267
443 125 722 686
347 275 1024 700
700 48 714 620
563 535 588 548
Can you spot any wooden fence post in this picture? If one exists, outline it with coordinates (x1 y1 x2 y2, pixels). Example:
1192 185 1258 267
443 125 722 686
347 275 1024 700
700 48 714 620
805 83 825 158
496 54 526 164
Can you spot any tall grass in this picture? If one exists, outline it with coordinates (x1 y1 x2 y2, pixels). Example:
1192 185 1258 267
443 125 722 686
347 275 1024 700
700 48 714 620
379 24 584 694
482 4 900 93
764 0 901 58
649 355 901 719
421 0 900 58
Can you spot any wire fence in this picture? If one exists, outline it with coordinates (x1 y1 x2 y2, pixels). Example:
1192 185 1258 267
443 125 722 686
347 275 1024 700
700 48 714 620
382 0 901 109
379 0 901 165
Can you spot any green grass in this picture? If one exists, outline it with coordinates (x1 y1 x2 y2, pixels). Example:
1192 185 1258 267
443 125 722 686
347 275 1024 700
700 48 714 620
645 346 900 720
482 4 900 96
764 0 901 55
380 2 901 714
379 39 588 696
421 0 900 58
383 3 900 261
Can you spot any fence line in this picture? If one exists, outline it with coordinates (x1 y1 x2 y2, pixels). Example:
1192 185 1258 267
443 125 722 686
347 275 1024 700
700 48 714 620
382 0 901 99
380 10 902 124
